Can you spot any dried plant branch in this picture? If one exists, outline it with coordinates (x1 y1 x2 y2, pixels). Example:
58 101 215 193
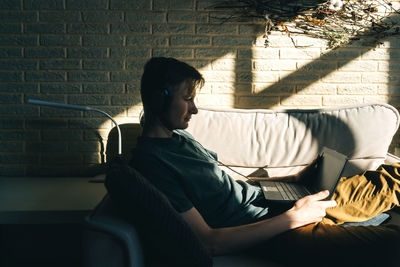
213 0 400 49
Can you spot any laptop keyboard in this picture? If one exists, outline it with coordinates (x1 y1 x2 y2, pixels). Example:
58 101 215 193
276 182 310 200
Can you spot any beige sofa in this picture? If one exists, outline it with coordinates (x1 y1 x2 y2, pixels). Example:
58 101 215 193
84 103 400 267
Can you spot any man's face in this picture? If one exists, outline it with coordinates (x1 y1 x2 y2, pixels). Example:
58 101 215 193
161 80 198 130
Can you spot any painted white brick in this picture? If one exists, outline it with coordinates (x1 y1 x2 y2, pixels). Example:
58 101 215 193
253 35 269 47
254 83 295 95
197 94 236 107
237 96 280 108
280 48 321 60
200 70 236 82
84 129 110 141
338 60 378 72
321 49 361 60
361 72 397 83
238 24 265 36
295 35 329 48
378 61 400 71
126 105 142 117
199 82 212 94
322 72 361 83
211 59 236 71
361 49 390 60
337 84 377 95
380 37 400 49
211 59 252 71
378 61 390 71
195 48 236 59
187 59 212 71
322 96 363 106
281 95 322 106
244 48 279 59
113 116 139 126
296 83 336 95
377 84 390 95
260 35 294 48
377 84 400 95
279 71 320 83
252 71 280 83
364 95 391 103
211 83 251 94
297 60 337 71
253 60 296 71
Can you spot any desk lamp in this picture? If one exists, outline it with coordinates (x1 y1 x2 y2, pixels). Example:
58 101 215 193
27 99 122 156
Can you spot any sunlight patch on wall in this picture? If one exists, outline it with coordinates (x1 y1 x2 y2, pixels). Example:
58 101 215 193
197 52 237 108
268 37 393 109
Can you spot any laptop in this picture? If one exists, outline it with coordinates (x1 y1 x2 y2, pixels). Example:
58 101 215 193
260 147 348 202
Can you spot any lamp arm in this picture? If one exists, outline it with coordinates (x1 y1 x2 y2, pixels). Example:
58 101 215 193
27 99 92 111
90 108 122 156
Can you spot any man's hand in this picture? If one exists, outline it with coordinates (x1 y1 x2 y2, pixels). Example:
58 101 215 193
285 190 337 229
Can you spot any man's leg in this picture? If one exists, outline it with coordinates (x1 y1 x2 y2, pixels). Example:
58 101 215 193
249 165 400 266
264 223 400 267
323 163 400 224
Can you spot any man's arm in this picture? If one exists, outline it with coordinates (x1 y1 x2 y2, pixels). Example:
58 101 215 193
181 190 336 256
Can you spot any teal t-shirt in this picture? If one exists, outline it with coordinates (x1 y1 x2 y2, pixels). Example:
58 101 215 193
130 130 268 228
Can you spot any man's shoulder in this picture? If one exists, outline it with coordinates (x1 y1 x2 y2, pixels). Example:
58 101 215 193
174 129 194 140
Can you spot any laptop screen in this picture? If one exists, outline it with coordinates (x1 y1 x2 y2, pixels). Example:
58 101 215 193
312 147 348 198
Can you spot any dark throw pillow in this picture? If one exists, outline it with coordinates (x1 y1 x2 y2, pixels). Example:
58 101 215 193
105 159 213 267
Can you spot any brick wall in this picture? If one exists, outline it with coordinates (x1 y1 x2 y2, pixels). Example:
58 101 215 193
1 0 400 176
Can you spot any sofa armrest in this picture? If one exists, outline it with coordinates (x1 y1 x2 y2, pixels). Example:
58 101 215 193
82 195 145 267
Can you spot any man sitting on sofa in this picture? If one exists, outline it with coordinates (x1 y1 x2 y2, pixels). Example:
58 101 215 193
130 57 400 266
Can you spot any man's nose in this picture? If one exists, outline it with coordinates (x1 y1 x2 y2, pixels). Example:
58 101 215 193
190 101 198 114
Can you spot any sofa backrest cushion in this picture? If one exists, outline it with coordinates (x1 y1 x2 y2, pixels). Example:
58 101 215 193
186 104 399 176
106 123 142 164
105 159 213 267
